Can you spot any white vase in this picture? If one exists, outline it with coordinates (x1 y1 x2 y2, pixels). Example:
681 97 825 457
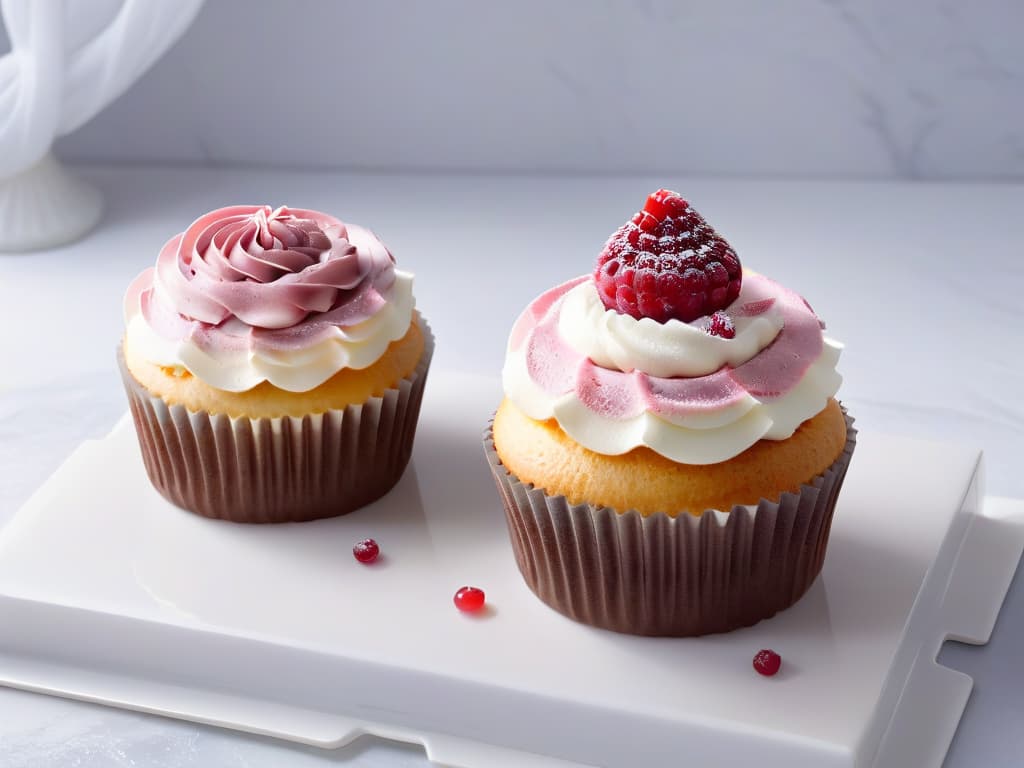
0 0 204 252
0 152 103 252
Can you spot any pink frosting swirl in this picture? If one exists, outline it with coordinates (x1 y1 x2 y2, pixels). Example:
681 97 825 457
511 274 824 418
126 205 398 354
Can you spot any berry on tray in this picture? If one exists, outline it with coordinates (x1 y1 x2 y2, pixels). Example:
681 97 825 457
454 586 486 612
753 649 782 676
353 538 380 564
594 189 742 323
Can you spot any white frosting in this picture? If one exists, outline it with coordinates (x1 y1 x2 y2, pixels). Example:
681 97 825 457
502 278 844 465
127 270 416 392
503 340 842 464
557 280 785 377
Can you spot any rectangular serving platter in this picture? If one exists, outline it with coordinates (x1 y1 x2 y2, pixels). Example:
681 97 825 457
0 370 1021 768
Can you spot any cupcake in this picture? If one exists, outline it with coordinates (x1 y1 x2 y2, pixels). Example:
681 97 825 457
120 204 433 523
485 189 855 636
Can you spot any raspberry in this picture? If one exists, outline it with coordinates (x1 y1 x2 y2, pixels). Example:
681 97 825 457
753 649 782 677
594 190 742 323
706 311 736 339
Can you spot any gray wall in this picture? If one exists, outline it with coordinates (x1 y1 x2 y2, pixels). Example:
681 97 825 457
41 0 1024 179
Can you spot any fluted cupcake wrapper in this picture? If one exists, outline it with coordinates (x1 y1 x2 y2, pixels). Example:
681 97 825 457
118 318 434 524
484 408 856 636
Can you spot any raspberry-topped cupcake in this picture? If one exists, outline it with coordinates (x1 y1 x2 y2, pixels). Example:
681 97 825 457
485 190 855 636
120 205 433 523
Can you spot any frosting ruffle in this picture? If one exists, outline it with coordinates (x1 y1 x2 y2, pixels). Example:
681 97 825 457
502 273 842 464
124 205 414 392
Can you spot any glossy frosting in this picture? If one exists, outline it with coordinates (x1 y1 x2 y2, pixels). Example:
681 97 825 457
124 205 414 392
502 273 842 464
558 279 785 378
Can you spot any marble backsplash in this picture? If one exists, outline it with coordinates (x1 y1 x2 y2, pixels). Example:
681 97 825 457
46 0 1024 179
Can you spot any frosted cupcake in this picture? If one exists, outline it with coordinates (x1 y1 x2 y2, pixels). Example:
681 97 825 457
485 189 855 636
120 205 432 523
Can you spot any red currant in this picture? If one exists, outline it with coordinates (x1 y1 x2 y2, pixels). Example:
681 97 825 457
706 311 736 338
352 538 380 564
753 649 782 676
454 586 486 612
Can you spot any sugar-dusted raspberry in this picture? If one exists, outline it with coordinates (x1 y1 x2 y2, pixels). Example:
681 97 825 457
594 190 742 323
706 311 736 339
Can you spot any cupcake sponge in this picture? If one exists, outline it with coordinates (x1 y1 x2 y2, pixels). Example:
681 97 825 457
124 320 425 419
492 396 848 516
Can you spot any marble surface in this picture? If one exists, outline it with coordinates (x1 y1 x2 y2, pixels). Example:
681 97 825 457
1 164 1022 766
45 0 1024 180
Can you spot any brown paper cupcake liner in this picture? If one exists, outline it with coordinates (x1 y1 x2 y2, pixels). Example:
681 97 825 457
119 316 434 523
484 407 856 636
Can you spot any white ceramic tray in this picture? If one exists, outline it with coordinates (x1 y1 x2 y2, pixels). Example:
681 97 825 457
0 371 1021 768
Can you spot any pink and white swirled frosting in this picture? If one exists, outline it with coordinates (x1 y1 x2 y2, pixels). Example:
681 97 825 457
124 205 415 392
502 273 843 464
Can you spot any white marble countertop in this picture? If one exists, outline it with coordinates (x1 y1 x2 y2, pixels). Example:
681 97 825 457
1 165 1021 767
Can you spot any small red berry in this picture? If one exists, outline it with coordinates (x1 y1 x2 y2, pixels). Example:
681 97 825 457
352 538 380 564
753 649 782 676
454 586 486 612
706 311 736 339
594 189 742 323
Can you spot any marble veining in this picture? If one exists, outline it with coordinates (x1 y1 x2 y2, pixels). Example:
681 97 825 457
43 0 1022 180
0 693 428 768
